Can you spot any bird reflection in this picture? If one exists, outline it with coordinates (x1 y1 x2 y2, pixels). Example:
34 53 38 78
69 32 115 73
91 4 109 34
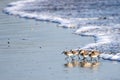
64 60 80 68
64 60 100 69
91 62 100 70
80 61 92 68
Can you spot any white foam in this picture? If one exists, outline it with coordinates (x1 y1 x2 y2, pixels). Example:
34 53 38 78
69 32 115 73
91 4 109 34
100 53 113 60
100 53 120 61
75 26 101 36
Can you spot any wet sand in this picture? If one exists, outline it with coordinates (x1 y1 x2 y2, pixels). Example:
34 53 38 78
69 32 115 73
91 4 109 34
0 0 120 80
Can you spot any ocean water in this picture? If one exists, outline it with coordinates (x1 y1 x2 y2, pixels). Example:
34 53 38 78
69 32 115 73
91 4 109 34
3 0 120 61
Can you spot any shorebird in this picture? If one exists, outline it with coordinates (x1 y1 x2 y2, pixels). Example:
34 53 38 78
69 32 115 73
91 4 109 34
79 49 89 61
70 49 80 59
62 50 74 60
89 50 100 62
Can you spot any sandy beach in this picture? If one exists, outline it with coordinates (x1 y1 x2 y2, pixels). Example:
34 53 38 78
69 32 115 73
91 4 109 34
0 0 120 80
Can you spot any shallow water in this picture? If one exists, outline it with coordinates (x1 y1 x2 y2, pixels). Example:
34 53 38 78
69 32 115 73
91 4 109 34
1 0 120 80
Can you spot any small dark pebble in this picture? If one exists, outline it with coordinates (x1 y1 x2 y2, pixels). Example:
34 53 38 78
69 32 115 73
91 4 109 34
39 46 42 48
8 41 10 44
22 38 27 40
99 17 107 20
103 17 107 19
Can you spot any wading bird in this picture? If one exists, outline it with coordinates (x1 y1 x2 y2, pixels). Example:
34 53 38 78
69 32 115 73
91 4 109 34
89 50 100 62
79 49 90 61
62 50 74 60
70 49 80 59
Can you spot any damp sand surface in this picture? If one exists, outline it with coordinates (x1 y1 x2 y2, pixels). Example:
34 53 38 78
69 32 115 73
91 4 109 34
0 0 120 80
